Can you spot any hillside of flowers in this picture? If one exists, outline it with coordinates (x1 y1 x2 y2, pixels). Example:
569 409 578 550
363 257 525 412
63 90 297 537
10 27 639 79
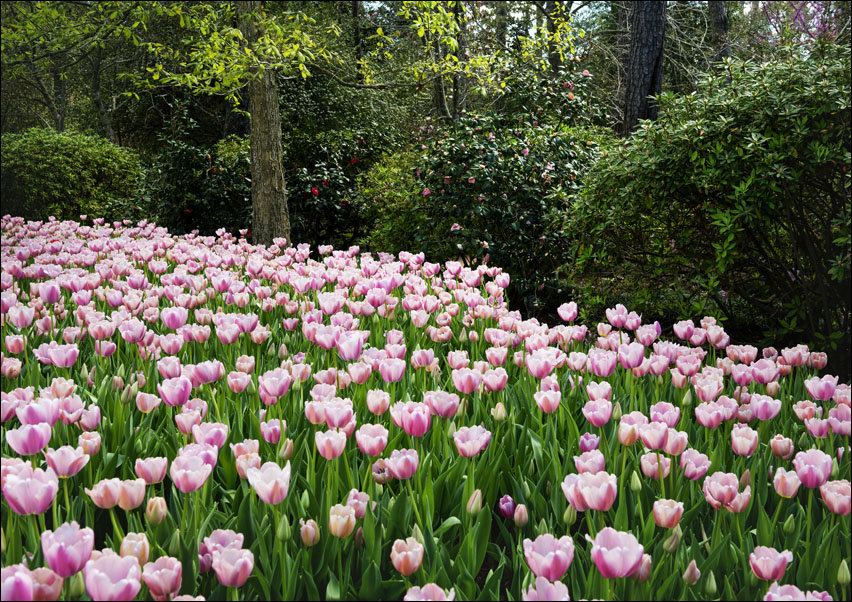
1 214 850 602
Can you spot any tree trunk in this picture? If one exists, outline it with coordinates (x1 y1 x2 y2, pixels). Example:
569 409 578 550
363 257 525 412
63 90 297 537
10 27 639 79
237 0 290 247
545 0 563 77
496 1 508 50
452 0 466 121
52 66 67 131
709 1 731 64
90 47 116 142
614 1 632 133
620 1 666 137
352 0 364 83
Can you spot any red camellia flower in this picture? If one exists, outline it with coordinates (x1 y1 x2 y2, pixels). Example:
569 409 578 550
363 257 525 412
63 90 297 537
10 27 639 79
311 187 319 196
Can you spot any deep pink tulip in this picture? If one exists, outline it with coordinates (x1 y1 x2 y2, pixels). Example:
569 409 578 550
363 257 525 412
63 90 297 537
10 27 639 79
84 554 141 601
142 556 182 601
586 527 644 578
157 377 192 407
7 422 52 456
749 546 793 581
356 423 388 456
41 521 95 577
385 448 418 479
804 375 838 401
453 425 492 457
212 548 254 588
169 455 213 493
135 457 168 484
246 461 291 504
680 449 711 480
45 446 89 478
793 448 833 488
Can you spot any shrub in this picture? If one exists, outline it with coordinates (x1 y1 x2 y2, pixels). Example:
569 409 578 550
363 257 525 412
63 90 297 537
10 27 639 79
0 128 139 221
572 43 851 361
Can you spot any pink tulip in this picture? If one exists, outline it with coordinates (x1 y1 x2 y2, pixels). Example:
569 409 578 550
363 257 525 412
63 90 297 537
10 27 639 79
695 402 725 429
356 423 389 456
30 567 62 601
379 358 406 383
399 401 431 437
405 583 456 601
561 471 618 511
451 368 482 394
453 425 492 457
617 342 644 369
423 390 460 418
579 432 600 452
773 468 801 498
135 457 168 484
117 479 146 511
586 527 644 578
750 546 793 581
650 401 680 428
142 556 182 601
157 377 192 407
638 422 668 450
246 461 291 504
535 390 562 414
169 455 213 493
523 534 574 581
641 452 671 480
227 371 251 393
7 422 52 456
192 422 229 448
482 367 508 391
703 472 745 510
41 521 95 577
582 399 612 427
16 396 60 426
258 368 291 402
135 392 161 414
385 448 418 480
820 480 851 515
731 424 759 456
391 537 425 576
84 554 141 601
763 583 832 601
574 450 605 474
588 349 617 377
680 448 711 480
260 418 282 444
345 489 372 519
120 533 150 566
79 432 101 455
793 448 833 488
653 499 684 528
45 446 89 478
198 530 244 574
316 430 346 460
329 504 357 538
212 548 253 588
1 564 33 601
804 375 838 401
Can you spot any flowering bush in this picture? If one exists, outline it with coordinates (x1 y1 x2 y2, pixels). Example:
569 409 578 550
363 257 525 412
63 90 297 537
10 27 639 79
1 215 849 601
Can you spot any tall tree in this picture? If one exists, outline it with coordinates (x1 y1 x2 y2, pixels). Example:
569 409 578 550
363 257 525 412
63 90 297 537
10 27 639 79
620 1 666 136
709 1 731 63
236 1 289 247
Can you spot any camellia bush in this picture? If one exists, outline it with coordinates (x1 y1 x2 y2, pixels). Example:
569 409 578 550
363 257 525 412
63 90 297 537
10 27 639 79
1 215 850 601
569 43 851 372
0 129 140 222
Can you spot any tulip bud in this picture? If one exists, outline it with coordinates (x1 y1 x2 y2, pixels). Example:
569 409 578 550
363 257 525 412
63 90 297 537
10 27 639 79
412 524 425 546
146 496 167 526
168 530 181 557
89 365 97 383
135 372 146 388
277 515 291 542
632 554 652 583
112 375 125 392
683 559 700 585
630 471 642 492
537 518 548 536
491 402 507 422
663 526 681 554
459 329 468 343
838 559 850 586
279 439 294 461
467 489 482 516
524 481 531 499
740 469 752 489
783 514 796 535
705 570 717 596
514 504 529 527
447 422 457 438
354 527 365 547
300 519 320 547
278 343 288 360
681 389 692 407
798 431 810 448
563 505 577 527
267 342 277 357
831 459 839 479
69 572 85 598
612 401 623 421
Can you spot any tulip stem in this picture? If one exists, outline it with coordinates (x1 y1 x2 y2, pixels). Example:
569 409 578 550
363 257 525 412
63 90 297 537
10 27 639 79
406 478 425 532
769 499 783 544
63 479 71 522
585 510 596 538
805 488 813 553
109 507 124 542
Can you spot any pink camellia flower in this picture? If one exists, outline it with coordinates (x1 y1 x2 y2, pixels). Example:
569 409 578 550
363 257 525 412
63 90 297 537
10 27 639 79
451 368 482 395
653 499 684 528
379 358 406 383
820 480 851 515
385 448 418 480
45 446 89 478
641 452 671 480
41 521 95 577
7 422 52 456
773 467 801 498
157 377 192 407
750 546 794 581
793 448 833 489
315 430 347 460
246 461 291 505
535 390 562 414
804 375 838 401
142 556 182 601
391 537 425 576
405 583 456 601
680 449 711 480
583 399 613 427
135 457 168 484
574 450 606 474
523 534 575 581
169 455 213 493
1 564 33 601
562 471 618 511
212 548 254 588
586 527 644 578
453 425 492 457
356 424 389 456
198 530 244 573
731 424 759 456
84 554 142 601
30 566 62 601
192 422 229 448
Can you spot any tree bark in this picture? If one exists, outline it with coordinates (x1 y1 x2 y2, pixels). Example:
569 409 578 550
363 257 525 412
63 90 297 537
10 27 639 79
237 0 290 247
90 46 116 142
620 1 666 137
452 0 466 121
709 1 731 64
495 1 508 50
614 1 631 133
545 0 563 77
352 0 363 83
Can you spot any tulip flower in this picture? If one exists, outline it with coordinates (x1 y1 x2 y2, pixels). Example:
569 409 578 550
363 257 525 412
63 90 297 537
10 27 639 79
523 534 574 581
405 584 456 601
793 448 833 488
385 448 419 480
329 504 357 538
453 425 491 457
586 527 644 578
246 461 291 505
749 546 793 581
391 537 425 576
120 533 150 566
653 499 684 528
212 548 254 588
84 554 141 601
41 521 95 577
142 556 182 601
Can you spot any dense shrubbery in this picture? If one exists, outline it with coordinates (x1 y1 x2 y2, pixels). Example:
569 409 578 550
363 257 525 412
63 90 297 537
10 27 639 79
0 128 139 221
569 44 851 365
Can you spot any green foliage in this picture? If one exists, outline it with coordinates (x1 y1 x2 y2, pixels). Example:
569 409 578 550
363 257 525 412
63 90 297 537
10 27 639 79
573 43 851 354
0 128 139 221
405 63 605 313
